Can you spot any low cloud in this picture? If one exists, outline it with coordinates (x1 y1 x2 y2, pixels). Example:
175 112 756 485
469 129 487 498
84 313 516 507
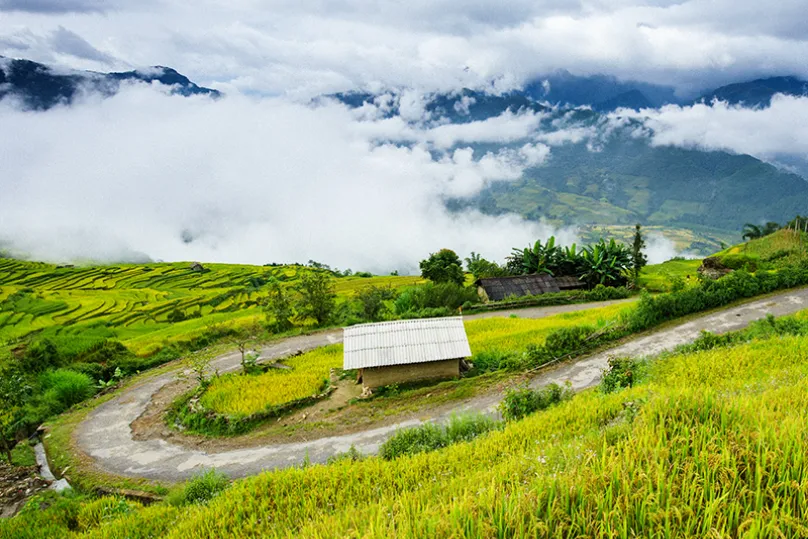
614 95 808 161
0 87 572 273
50 26 115 65
0 0 112 14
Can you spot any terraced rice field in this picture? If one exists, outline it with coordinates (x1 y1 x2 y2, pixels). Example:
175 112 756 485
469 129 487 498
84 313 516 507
0 259 422 356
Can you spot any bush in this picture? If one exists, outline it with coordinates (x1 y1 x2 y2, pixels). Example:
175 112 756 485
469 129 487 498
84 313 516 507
600 357 637 394
169 469 229 506
19 339 63 373
719 253 762 272
379 414 500 460
544 325 595 357
76 496 135 531
394 282 478 315
499 382 573 421
39 369 95 410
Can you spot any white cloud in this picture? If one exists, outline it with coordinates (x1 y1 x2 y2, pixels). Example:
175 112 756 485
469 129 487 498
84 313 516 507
614 95 808 160
2 1 808 97
0 88 569 272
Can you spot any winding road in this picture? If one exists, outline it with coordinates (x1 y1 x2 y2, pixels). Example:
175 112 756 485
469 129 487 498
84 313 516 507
72 290 808 482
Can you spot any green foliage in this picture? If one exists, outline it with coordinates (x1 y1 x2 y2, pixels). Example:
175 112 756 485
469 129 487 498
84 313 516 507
631 224 647 282
0 490 91 539
578 238 632 288
499 382 572 421
509 237 561 276
264 279 294 332
464 252 508 280
167 469 230 506
76 496 135 531
742 221 780 240
718 253 761 271
294 271 336 326
379 414 500 460
419 249 465 285
39 369 96 411
19 338 63 373
355 285 397 321
394 282 478 316
600 357 638 394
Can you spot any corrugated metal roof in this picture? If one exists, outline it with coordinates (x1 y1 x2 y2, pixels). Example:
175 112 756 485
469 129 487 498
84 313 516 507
343 317 471 370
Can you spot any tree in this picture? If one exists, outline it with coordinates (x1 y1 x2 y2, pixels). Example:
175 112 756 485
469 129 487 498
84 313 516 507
741 223 762 240
419 249 465 285
355 285 396 321
0 368 30 463
229 322 262 372
295 271 336 326
465 252 507 280
508 237 562 276
578 239 632 288
264 280 294 332
631 224 648 284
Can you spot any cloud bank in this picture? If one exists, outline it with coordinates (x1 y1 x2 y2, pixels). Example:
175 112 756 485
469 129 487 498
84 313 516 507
3 0 808 96
0 88 573 272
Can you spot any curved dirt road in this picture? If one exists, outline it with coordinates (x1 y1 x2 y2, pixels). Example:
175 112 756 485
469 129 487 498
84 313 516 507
74 290 808 482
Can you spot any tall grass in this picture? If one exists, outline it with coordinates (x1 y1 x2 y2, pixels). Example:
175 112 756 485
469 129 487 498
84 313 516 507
7 326 808 537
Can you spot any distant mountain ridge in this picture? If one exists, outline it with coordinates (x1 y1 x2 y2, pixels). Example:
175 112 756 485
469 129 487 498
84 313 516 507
696 76 808 107
0 56 220 110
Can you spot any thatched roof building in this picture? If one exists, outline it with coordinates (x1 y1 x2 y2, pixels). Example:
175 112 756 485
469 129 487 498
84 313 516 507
476 274 586 302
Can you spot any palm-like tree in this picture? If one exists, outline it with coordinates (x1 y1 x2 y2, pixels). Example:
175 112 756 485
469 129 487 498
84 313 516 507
742 223 763 241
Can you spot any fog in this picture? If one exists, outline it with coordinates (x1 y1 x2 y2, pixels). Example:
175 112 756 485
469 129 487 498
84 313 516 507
0 87 575 273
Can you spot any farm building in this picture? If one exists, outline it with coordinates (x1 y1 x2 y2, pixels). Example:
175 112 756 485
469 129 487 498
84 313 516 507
476 274 585 302
343 317 472 391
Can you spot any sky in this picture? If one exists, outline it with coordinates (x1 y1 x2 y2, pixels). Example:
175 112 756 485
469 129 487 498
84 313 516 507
1 0 807 270
2 0 808 97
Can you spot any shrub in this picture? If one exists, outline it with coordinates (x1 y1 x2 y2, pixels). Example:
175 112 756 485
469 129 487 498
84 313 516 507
394 282 478 315
499 382 572 421
169 469 229 506
39 369 95 410
19 339 63 373
544 325 595 357
379 423 446 460
600 357 636 394
719 253 762 272
379 414 500 460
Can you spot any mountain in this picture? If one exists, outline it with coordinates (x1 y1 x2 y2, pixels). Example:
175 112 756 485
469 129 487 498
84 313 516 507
455 137 808 236
522 70 680 111
0 56 220 110
697 76 808 107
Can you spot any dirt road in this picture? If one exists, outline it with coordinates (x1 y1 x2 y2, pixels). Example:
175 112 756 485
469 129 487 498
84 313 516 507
73 290 808 482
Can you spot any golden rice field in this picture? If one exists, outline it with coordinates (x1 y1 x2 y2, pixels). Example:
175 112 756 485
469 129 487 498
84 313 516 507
7 316 808 537
200 345 343 417
198 304 633 419
464 302 631 354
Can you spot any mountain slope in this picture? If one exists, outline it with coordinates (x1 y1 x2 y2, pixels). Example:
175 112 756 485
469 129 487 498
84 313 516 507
0 57 220 110
697 76 808 107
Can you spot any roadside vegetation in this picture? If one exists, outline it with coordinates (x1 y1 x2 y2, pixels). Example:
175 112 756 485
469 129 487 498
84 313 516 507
7 308 808 537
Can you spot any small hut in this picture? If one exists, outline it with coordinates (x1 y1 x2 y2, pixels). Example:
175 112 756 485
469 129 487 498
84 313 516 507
189 262 205 272
343 317 471 391
476 274 585 302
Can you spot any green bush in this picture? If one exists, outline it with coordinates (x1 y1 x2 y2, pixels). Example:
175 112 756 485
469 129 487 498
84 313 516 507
394 282 478 315
600 357 637 394
499 382 572 421
379 414 500 460
76 496 135 531
168 469 230 506
19 339 63 373
719 253 762 272
544 325 595 357
39 369 95 410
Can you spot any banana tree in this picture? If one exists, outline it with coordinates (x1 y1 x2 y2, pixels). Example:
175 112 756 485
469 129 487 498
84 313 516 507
510 237 561 275
578 239 632 287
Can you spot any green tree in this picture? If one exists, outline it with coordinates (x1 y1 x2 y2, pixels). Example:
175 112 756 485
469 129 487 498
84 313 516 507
419 249 465 285
0 368 30 463
631 224 648 284
295 271 336 326
355 285 396 321
464 252 507 280
508 237 562 276
741 222 780 240
264 280 294 332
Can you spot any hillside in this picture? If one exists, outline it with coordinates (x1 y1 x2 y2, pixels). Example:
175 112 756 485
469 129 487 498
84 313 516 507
458 138 808 252
6 308 808 537
0 57 220 110
0 259 420 356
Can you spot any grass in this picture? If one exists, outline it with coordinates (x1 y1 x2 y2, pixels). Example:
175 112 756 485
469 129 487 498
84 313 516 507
638 257 702 292
717 228 808 268
1 441 36 467
200 345 342 417
8 314 808 537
